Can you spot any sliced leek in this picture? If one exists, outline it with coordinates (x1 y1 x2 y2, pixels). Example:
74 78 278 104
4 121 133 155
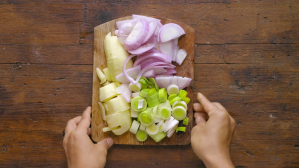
149 77 159 90
139 124 146 131
158 88 167 103
131 96 147 112
178 89 188 99
157 100 172 119
140 89 149 98
146 124 159 135
182 97 190 104
129 120 140 134
172 106 187 120
136 130 148 142
172 101 187 110
167 84 179 95
131 108 139 118
183 117 189 125
148 131 166 143
132 92 140 98
176 127 186 133
139 110 154 126
129 82 142 92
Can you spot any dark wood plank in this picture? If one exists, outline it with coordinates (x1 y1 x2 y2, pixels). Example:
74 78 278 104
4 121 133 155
80 3 299 45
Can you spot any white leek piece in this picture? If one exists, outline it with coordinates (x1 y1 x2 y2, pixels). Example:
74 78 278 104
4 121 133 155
139 124 146 131
136 130 148 142
146 124 159 135
157 120 164 128
98 102 106 121
99 82 118 102
105 95 130 115
131 108 139 118
172 106 187 121
172 101 187 110
162 118 179 133
129 82 142 92
167 84 179 95
132 92 140 98
102 127 112 132
138 99 144 109
96 68 106 84
103 68 111 81
129 120 140 134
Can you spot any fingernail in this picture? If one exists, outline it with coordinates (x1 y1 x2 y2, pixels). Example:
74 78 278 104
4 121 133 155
107 138 113 147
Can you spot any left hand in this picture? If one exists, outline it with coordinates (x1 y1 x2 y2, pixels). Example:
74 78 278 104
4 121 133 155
63 106 114 168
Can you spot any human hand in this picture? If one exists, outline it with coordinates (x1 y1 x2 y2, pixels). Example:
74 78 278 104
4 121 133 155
191 93 236 168
63 106 113 168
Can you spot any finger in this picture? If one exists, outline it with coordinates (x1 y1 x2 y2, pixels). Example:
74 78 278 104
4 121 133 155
194 112 207 126
212 102 226 110
87 128 91 135
64 116 82 140
193 103 204 112
197 92 217 116
77 106 92 131
97 138 114 151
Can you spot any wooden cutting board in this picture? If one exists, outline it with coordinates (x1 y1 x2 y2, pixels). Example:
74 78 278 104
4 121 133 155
91 16 194 145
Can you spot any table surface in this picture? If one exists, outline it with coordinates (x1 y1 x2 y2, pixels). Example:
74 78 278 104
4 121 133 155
0 0 298 167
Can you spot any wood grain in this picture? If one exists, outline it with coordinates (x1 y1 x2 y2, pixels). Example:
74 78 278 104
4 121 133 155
1 0 299 167
91 16 195 145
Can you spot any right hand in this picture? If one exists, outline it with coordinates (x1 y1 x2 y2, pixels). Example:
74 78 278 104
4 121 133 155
191 93 236 168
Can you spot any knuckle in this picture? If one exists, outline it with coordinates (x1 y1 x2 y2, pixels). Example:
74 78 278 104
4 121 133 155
217 111 230 120
98 146 107 154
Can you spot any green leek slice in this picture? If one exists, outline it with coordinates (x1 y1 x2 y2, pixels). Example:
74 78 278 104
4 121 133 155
131 96 147 112
178 90 188 99
146 124 159 135
168 94 178 101
136 130 148 142
172 101 187 110
183 117 189 125
140 89 149 98
172 106 187 120
129 82 141 92
129 120 140 134
148 88 157 97
149 78 159 91
182 97 190 104
139 110 154 126
176 127 186 132
167 84 179 95
169 96 182 105
147 99 160 108
158 88 167 103
148 131 166 143
138 78 148 90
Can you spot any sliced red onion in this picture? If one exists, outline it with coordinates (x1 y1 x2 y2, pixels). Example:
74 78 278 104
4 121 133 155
135 62 175 83
127 35 157 55
116 84 132 103
171 76 178 85
154 67 167 74
155 21 163 37
133 52 172 66
116 30 128 44
122 55 139 84
124 19 149 51
156 75 173 78
143 69 156 78
159 23 185 43
143 21 158 43
155 76 172 88
116 65 141 83
162 68 177 75
159 38 178 61
177 77 192 89
175 49 187 65
116 18 138 34
132 14 161 24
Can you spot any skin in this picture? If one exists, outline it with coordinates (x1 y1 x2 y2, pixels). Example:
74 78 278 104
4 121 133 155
63 106 113 168
63 92 235 168
191 92 236 168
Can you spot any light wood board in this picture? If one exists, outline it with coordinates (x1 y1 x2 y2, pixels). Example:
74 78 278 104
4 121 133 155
91 16 194 145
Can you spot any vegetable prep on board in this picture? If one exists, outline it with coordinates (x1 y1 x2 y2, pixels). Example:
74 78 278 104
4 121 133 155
92 15 195 145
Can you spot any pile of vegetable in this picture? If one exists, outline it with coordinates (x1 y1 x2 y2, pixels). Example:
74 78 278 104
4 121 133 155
96 15 192 142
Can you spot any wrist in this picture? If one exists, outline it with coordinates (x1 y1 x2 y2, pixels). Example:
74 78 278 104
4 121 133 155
202 151 234 168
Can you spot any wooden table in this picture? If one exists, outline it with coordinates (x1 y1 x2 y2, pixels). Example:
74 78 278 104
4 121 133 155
1 0 298 167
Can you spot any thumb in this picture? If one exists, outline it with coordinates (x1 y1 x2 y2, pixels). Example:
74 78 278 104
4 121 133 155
97 138 114 151
194 112 207 126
